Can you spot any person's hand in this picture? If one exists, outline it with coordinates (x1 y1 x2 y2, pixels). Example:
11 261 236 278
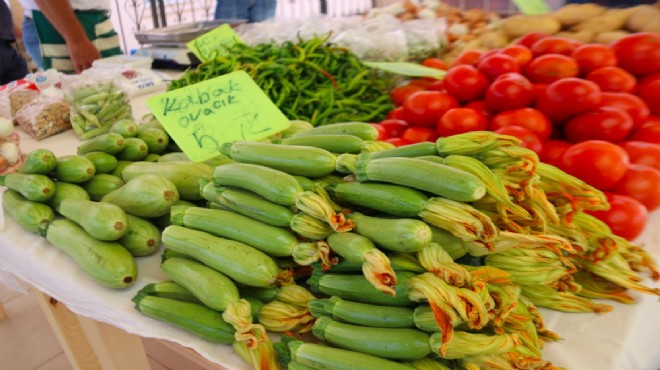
67 38 101 73
13 24 22 39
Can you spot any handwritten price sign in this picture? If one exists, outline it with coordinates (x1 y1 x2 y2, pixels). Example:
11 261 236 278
187 24 244 62
147 71 291 162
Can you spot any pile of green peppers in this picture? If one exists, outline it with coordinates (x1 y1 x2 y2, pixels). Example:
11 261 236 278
169 35 395 126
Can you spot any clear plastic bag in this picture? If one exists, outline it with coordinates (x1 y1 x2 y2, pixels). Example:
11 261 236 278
63 70 133 140
13 95 71 141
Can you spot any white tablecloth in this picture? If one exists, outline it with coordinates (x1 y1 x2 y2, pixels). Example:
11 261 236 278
0 92 659 370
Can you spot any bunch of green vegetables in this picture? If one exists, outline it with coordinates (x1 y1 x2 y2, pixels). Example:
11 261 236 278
67 82 133 140
168 35 395 126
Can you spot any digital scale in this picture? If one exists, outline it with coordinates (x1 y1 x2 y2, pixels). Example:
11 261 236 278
133 19 247 69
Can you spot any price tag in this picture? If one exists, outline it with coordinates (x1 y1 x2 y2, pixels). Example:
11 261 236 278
186 24 244 62
147 71 291 162
511 0 551 15
364 61 446 79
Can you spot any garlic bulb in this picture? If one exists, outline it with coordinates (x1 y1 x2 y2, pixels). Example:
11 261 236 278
0 118 13 139
0 142 19 165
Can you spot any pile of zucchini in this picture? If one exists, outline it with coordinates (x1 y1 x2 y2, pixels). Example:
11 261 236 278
4 119 659 370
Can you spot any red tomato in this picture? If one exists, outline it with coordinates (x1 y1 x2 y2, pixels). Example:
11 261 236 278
611 164 660 210
485 73 534 112
443 65 489 102
531 37 580 56
489 108 552 141
422 58 449 70
524 54 579 84
463 100 491 119
540 140 572 167
407 79 433 88
618 141 660 170
570 44 617 75
402 127 438 143
636 73 660 116
403 91 459 127
370 123 390 140
387 106 405 120
477 54 520 81
628 117 660 144
500 45 533 68
426 80 446 92
563 107 633 143
610 32 660 76
390 84 425 106
535 78 602 123
379 119 409 138
516 32 551 49
451 50 484 67
585 66 636 93
587 193 648 240
531 83 548 102
385 137 412 147
436 108 488 137
600 92 650 129
561 140 629 190
494 126 543 154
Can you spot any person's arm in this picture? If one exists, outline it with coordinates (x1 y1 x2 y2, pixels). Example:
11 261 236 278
34 0 100 73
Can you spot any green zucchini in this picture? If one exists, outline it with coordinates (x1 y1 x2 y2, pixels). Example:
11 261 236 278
82 174 125 201
326 232 398 295
157 152 190 162
201 184 294 227
412 305 440 332
18 148 57 174
144 153 161 162
307 270 415 307
162 225 280 287
151 199 197 229
43 219 137 288
280 134 364 154
285 340 414 370
118 214 161 256
116 138 149 161
136 281 200 303
77 133 125 155
359 142 438 160
161 257 239 312
220 141 336 178
122 161 213 201
280 120 313 138
55 155 96 183
82 152 118 174
289 212 334 240
111 160 133 178
170 205 297 257
310 296 415 328
132 294 234 344
429 225 468 259
58 199 128 241
293 175 315 191
46 182 90 211
109 119 138 138
137 127 169 154
101 174 179 218
292 121 379 141
328 182 428 218
348 212 432 253
2 190 54 233
312 316 431 361
0 173 55 202
239 286 279 303
355 157 486 202
213 163 303 206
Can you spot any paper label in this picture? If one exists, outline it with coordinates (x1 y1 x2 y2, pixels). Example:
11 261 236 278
186 24 244 62
147 71 291 162
511 0 551 15
364 61 446 79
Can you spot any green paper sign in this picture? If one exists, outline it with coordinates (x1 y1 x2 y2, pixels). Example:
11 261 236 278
511 0 551 15
364 61 446 79
147 71 291 162
187 24 244 62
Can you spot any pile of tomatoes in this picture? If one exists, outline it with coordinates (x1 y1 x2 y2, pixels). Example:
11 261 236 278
373 32 660 240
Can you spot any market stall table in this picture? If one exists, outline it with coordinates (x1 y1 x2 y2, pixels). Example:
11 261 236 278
0 92 659 370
